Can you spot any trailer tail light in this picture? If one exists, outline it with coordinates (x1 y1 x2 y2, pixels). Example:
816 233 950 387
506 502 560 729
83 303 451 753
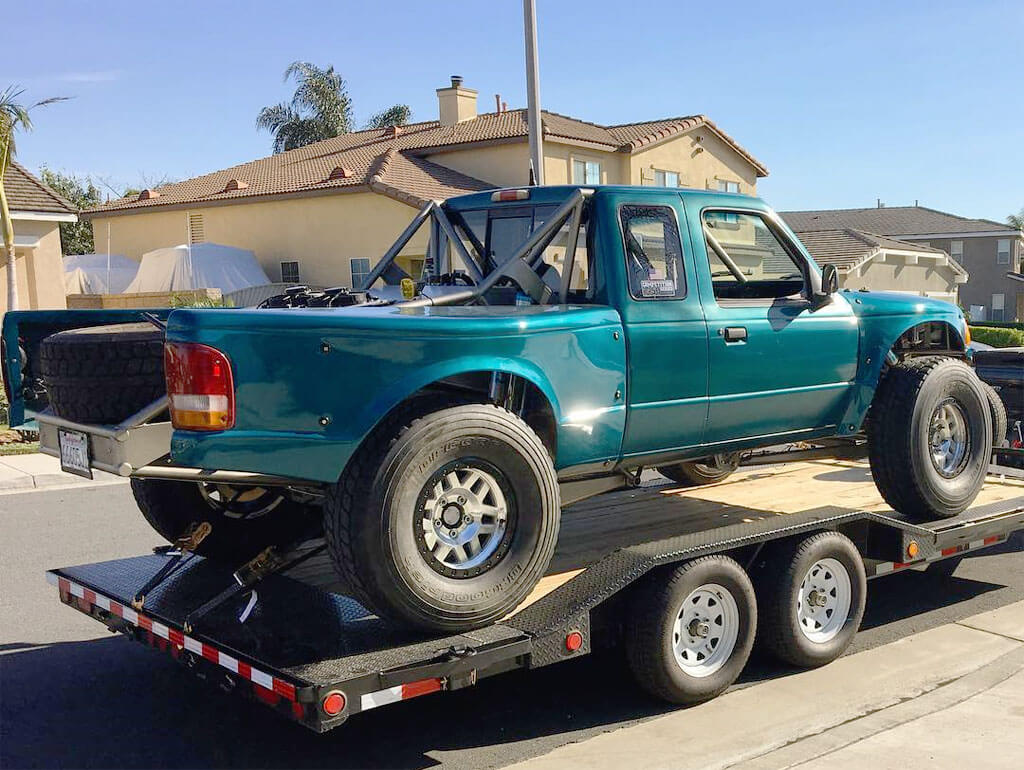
164 342 235 430
565 631 583 652
321 690 346 716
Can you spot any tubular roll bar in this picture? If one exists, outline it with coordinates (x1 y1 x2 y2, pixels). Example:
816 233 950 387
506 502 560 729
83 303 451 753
360 190 591 307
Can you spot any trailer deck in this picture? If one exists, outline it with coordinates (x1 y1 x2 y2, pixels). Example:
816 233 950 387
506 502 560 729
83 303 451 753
48 460 1024 732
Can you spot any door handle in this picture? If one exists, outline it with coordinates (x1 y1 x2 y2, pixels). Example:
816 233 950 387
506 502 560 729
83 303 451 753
722 326 747 343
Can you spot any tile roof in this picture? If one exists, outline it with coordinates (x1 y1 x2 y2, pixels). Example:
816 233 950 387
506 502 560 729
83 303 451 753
781 206 1018 237
86 108 767 216
3 160 77 215
793 227 948 270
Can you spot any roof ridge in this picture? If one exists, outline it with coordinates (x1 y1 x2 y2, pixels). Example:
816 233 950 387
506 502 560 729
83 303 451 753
9 160 77 213
605 113 706 129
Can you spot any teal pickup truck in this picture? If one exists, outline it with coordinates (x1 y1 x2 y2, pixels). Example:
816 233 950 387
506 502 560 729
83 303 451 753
2 185 995 631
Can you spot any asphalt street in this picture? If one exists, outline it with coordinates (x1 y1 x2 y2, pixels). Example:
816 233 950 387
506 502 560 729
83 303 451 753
2 482 1023 770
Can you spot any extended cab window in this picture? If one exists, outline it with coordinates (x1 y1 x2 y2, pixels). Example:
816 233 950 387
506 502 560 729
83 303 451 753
621 205 686 300
702 211 806 301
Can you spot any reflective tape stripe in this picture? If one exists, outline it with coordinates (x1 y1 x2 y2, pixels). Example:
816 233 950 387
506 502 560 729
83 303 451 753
359 678 443 712
873 534 1008 576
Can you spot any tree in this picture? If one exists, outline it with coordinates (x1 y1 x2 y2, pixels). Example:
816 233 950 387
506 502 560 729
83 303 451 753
256 62 353 153
0 86 67 310
366 104 412 130
1008 208 1024 230
39 168 101 255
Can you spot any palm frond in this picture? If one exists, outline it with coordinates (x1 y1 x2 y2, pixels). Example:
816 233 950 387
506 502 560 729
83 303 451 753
366 104 412 130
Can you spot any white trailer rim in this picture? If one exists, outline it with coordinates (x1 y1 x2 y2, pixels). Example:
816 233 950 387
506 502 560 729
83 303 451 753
672 583 740 678
797 557 852 643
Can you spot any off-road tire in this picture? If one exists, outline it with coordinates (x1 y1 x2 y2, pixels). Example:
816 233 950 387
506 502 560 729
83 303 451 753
754 531 867 668
981 381 1008 448
324 402 560 632
131 478 317 563
867 357 990 520
39 323 165 424
625 555 757 705
658 453 741 487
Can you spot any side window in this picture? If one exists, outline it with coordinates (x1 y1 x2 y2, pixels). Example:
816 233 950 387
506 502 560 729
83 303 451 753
620 205 686 300
702 211 806 301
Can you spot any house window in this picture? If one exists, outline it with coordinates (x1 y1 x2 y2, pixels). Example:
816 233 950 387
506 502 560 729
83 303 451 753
950 240 963 262
716 180 740 194
653 169 680 187
991 293 1005 322
280 261 300 284
997 239 1010 265
188 213 204 244
572 159 601 185
350 257 371 287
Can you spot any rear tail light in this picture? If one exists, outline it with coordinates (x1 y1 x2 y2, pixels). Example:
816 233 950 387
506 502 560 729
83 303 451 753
164 342 235 430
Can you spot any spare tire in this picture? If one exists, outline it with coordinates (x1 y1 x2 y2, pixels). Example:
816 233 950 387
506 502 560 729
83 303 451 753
39 323 165 424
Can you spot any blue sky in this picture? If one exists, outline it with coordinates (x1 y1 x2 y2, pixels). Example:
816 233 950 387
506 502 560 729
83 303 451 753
8 0 1022 219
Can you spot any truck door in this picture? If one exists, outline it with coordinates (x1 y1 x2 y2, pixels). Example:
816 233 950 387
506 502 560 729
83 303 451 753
612 196 711 458
691 206 858 445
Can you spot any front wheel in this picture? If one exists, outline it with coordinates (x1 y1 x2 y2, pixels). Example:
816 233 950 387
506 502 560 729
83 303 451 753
324 404 560 632
868 357 990 520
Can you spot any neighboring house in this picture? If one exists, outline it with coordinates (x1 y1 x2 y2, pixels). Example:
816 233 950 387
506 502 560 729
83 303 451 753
83 76 768 289
782 206 1024 321
1 161 77 315
789 228 966 302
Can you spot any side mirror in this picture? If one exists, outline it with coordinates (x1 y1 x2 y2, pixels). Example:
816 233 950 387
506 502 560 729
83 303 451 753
818 263 839 298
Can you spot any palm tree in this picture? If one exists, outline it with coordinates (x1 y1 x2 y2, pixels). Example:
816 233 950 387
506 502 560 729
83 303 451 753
1 86 67 310
256 62 354 153
366 104 412 130
1008 208 1024 230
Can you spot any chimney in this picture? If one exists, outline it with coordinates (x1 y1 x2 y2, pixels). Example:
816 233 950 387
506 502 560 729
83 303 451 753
437 75 477 126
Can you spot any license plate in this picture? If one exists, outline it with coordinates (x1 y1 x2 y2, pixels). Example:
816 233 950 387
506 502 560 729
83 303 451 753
58 429 93 479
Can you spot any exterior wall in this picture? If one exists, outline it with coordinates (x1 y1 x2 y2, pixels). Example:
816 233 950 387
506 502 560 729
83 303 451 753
630 130 759 194
424 143 531 187
841 254 960 301
89 192 428 288
1 218 67 315
905 235 1023 320
542 143 628 186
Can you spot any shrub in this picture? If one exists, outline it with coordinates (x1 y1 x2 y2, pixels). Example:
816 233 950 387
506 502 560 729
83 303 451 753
970 326 1024 348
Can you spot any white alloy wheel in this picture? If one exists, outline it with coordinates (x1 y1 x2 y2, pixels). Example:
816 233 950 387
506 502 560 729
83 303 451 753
796 557 852 644
672 583 740 678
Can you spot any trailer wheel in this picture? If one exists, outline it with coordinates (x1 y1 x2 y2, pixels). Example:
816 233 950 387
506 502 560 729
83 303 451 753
657 453 741 487
867 357 990 520
625 555 756 705
756 531 866 668
131 478 317 563
324 403 560 632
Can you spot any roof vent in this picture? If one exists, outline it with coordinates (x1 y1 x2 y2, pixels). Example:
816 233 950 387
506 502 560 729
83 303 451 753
387 125 402 138
328 166 354 180
137 189 160 201
224 178 249 192
451 75 463 88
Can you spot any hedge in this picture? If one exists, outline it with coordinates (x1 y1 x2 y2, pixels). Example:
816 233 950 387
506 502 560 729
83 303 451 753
970 326 1024 348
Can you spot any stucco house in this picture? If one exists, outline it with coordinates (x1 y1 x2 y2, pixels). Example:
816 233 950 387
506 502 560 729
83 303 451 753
1 161 77 314
83 77 768 288
783 206 1024 320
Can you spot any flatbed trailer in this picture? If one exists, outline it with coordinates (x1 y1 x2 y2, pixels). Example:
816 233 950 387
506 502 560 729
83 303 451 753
47 461 1024 733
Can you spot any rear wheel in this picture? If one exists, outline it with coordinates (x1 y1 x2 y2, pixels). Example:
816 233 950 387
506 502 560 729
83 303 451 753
625 555 757 704
657 453 741 487
324 403 560 632
131 478 318 563
868 357 990 520
755 531 867 668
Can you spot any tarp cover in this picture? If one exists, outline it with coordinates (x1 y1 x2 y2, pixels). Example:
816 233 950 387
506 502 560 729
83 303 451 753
64 253 139 295
124 243 271 294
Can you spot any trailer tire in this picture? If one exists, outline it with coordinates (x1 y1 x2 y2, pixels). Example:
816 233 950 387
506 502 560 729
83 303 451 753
38 323 165 424
131 478 317 563
657 453 740 487
981 382 1007 448
625 555 756 705
324 403 560 632
755 531 866 668
867 357 990 520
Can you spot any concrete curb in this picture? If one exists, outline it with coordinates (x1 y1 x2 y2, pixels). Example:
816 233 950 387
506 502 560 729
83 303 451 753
508 601 1024 770
0 453 128 495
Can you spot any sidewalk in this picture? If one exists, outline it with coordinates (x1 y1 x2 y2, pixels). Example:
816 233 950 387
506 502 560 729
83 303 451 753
0 453 128 494
510 601 1024 770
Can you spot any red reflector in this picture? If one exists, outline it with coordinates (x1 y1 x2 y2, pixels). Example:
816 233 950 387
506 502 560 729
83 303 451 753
165 342 235 430
565 631 583 652
322 690 346 716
